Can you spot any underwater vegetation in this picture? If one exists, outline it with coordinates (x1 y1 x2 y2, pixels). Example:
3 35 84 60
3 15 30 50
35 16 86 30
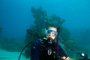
24 6 76 59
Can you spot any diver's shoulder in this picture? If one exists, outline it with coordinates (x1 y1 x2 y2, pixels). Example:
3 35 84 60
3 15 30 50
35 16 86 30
32 39 41 45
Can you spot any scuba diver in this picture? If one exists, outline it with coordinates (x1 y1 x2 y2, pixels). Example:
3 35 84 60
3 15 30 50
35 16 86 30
31 26 68 60
18 26 90 60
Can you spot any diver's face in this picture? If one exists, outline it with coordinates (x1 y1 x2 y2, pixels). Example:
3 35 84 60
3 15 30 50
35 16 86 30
46 27 57 40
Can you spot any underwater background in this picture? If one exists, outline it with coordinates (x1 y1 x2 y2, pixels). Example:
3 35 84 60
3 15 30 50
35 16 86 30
0 0 90 60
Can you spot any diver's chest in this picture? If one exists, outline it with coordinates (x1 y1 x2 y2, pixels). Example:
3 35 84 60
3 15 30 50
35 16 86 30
39 43 57 57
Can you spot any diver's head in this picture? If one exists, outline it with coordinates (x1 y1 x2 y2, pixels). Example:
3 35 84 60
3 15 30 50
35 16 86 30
45 26 59 40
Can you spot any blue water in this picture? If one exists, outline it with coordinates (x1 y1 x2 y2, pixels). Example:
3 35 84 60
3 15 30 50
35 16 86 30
0 0 90 59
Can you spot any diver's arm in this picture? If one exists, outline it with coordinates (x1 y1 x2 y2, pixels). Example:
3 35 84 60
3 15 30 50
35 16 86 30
58 46 75 60
31 40 40 60
58 45 68 60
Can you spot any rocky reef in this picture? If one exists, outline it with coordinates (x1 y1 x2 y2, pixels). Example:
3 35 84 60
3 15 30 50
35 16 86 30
0 37 24 52
0 26 25 52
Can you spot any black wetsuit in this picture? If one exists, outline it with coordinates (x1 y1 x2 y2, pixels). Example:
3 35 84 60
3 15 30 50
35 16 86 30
31 39 68 60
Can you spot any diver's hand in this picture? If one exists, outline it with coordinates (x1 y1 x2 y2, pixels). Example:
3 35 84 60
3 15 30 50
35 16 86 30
60 56 66 60
65 57 75 60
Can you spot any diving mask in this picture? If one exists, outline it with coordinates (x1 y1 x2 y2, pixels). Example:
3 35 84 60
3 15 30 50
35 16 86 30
45 29 58 36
